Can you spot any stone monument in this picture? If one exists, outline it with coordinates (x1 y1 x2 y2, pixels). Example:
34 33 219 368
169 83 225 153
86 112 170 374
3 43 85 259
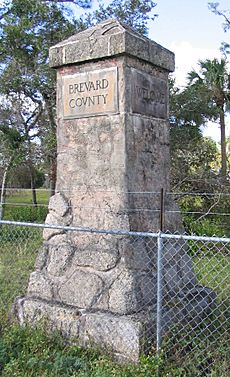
14 19 215 363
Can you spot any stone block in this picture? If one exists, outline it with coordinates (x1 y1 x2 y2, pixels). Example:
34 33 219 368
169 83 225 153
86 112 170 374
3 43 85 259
48 192 70 217
79 312 146 363
16 18 214 365
15 298 81 338
49 19 175 72
47 244 74 276
58 270 104 308
27 272 53 300
15 298 155 363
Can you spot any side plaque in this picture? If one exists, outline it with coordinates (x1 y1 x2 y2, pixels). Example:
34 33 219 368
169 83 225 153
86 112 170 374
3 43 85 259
131 69 167 119
63 68 118 119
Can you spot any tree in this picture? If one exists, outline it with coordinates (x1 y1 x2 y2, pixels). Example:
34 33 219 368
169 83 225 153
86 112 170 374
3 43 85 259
169 79 218 186
92 0 158 35
187 58 230 177
0 0 77 195
0 106 24 219
208 2 230 54
169 75 230 235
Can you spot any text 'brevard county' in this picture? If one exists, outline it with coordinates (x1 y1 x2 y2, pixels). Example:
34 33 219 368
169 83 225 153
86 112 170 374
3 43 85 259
63 68 118 119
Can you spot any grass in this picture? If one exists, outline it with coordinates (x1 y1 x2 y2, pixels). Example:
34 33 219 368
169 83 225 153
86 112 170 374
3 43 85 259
0 226 42 316
5 189 50 206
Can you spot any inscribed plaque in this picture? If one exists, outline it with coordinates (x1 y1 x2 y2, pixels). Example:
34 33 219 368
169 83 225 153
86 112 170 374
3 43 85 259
131 69 167 119
63 68 118 119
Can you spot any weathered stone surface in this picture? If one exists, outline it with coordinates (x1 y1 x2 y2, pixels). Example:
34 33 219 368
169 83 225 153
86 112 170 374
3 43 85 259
162 240 197 295
47 244 74 276
15 298 154 363
48 192 70 217
58 270 104 308
49 19 174 72
180 253 197 287
108 269 157 314
43 211 72 241
16 298 81 337
48 234 69 245
43 213 65 240
73 248 119 271
27 272 53 300
35 245 48 271
119 237 156 271
109 270 138 314
79 312 145 363
70 233 120 271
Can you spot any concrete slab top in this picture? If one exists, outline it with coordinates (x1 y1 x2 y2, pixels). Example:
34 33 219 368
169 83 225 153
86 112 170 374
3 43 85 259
49 19 175 72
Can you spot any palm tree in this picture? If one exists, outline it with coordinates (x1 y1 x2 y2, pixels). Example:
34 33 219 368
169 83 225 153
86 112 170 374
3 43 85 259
187 58 230 177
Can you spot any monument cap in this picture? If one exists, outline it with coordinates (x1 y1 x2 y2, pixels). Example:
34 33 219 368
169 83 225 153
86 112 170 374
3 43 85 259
49 18 175 72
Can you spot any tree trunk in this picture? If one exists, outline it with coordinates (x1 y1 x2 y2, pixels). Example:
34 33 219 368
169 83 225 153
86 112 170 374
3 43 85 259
44 96 57 197
49 156 57 197
28 162 37 207
0 162 11 220
26 139 37 207
220 107 227 177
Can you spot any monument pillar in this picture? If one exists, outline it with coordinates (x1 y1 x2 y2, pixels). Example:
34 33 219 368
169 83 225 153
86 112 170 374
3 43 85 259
14 20 212 363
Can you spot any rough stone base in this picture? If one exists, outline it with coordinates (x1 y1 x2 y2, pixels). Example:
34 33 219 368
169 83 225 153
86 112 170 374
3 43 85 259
13 297 156 363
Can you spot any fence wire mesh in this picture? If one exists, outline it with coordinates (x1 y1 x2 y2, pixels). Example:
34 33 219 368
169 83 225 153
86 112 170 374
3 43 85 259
0 220 229 376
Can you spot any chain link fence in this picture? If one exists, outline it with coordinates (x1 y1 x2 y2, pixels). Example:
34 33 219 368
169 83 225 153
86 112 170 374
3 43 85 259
0 220 229 375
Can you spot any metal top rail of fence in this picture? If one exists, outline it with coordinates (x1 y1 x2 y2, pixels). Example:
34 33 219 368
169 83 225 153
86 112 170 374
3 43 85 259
1 220 230 242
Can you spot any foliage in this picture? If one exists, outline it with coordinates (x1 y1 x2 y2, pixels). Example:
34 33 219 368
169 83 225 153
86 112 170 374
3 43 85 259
0 0 77 192
169 69 230 235
92 0 158 36
3 189 49 222
0 321 228 376
187 58 230 177
4 205 48 222
7 165 45 189
208 1 230 54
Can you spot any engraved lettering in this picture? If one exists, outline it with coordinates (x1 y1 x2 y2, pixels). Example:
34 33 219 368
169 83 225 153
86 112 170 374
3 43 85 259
102 79 109 89
69 98 75 108
131 69 167 118
63 68 118 118
88 96 95 106
76 98 82 107
101 94 108 104
136 86 165 105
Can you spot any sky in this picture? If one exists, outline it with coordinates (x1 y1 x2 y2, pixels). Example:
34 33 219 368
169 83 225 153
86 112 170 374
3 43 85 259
147 0 230 141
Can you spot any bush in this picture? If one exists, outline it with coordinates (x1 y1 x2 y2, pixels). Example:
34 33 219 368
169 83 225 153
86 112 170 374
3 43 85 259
4 206 48 223
182 215 225 237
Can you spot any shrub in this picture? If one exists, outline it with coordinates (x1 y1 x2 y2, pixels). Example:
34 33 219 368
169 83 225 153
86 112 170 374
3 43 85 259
4 206 48 223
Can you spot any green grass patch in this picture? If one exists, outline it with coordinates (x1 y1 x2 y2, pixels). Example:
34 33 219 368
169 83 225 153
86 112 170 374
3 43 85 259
5 190 49 206
0 225 42 314
193 254 230 301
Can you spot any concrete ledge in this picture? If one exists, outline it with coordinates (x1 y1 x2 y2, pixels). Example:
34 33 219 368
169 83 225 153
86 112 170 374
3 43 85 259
49 19 174 72
14 297 156 363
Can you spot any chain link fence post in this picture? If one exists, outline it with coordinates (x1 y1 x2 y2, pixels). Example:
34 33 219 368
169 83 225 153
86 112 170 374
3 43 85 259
157 231 163 355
